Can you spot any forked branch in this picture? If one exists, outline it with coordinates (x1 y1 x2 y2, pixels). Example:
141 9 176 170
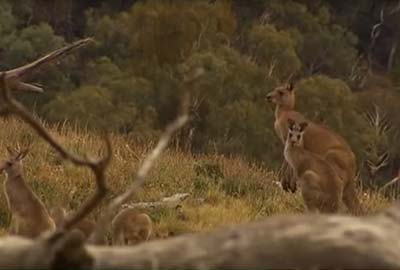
2 204 400 268
89 67 204 244
4 38 93 93
89 114 188 244
0 73 112 231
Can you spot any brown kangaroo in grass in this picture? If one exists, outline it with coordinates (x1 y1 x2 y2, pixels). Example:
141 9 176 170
285 118 343 213
0 146 55 238
111 208 153 246
266 83 363 214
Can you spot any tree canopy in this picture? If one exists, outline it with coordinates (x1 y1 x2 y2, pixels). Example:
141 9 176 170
2 0 400 186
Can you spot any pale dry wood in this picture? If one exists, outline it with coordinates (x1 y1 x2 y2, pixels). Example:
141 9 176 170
380 168 400 191
88 114 189 245
89 68 204 245
1 205 400 269
121 193 190 210
0 73 112 233
3 38 93 93
0 230 92 269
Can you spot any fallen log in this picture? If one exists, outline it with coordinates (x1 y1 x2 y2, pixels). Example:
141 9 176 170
1 204 399 269
121 193 190 210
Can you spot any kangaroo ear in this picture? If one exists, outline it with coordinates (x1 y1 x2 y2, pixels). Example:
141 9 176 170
287 118 295 129
299 122 308 131
286 82 294 92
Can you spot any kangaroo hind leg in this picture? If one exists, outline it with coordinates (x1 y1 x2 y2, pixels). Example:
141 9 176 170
299 171 323 213
342 180 364 215
319 195 340 213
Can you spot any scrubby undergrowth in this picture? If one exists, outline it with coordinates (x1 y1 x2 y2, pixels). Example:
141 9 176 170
0 118 392 238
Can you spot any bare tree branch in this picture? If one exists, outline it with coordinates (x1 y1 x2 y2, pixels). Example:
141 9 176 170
364 6 386 79
389 0 400 15
381 176 399 190
2 204 400 269
88 206 400 269
3 38 93 93
89 114 188 244
381 168 400 190
0 73 112 232
89 67 204 244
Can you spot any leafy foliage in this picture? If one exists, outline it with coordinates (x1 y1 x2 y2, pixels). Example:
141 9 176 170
1 0 400 186
248 24 301 79
264 0 358 77
295 75 370 160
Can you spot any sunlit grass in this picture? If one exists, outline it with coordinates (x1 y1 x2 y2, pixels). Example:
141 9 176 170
0 118 394 237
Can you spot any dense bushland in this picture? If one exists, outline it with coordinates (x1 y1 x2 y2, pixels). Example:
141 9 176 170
1 0 400 188
0 118 391 236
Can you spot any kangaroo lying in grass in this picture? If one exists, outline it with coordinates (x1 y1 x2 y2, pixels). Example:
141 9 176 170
111 207 153 246
267 83 363 214
0 146 55 238
50 206 96 239
284 119 343 213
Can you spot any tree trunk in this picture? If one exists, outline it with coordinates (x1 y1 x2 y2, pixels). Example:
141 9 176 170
1 205 400 269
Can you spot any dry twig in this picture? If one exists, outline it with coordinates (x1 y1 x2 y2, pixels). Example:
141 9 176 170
3 38 93 93
89 114 188 244
2 204 400 268
89 67 204 244
0 72 112 232
381 168 400 190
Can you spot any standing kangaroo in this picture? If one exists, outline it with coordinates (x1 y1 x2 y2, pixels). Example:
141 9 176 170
111 208 153 246
0 147 55 238
266 83 362 214
284 118 343 213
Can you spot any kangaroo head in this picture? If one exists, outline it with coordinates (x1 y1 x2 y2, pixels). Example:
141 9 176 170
266 83 295 109
0 146 29 177
125 230 147 245
287 118 308 147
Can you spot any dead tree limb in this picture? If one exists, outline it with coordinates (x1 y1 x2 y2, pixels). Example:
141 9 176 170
121 193 190 210
0 73 112 232
89 67 205 245
368 7 385 71
1 204 400 269
88 206 400 269
89 114 189 244
381 168 400 190
3 38 93 93
0 230 93 269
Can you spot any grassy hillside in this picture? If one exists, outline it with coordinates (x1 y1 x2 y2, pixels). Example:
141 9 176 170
0 118 393 238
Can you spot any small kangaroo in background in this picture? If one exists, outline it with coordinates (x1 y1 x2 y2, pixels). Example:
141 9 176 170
50 206 96 239
0 146 55 238
111 207 153 246
284 119 343 213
